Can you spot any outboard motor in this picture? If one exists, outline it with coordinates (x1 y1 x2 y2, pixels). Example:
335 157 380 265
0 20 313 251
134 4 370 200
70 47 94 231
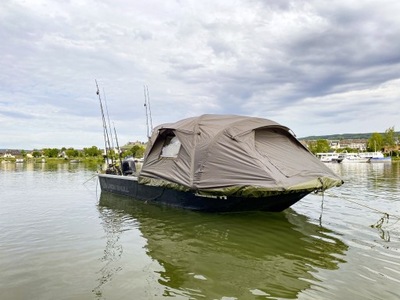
121 157 136 175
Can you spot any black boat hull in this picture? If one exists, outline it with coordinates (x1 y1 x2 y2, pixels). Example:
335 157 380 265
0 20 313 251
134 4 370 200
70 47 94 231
98 174 311 212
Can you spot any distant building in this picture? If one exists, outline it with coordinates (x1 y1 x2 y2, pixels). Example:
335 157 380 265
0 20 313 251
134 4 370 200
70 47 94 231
339 139 367 151
58 151 69 159
304 139 368 151
329 140 341 149
125 140 146 146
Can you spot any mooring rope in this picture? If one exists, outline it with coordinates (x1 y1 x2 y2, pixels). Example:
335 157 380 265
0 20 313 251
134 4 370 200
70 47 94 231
337 195 400 229
83 173 98 185
341 197 392 216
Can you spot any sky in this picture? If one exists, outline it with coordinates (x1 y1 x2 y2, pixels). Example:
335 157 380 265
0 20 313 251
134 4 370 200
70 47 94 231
1 0 400 150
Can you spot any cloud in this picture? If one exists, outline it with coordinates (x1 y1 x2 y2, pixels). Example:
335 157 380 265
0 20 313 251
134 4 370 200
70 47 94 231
1 0 399 149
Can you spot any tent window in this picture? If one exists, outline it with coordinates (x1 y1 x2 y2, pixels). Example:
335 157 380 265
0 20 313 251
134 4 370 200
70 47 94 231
160 135 181 158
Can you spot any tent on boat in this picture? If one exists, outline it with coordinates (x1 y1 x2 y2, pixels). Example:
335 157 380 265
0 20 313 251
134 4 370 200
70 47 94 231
138 114 343 197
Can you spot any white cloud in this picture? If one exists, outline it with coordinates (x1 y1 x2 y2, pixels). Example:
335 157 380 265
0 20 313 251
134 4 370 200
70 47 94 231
1 0 399 149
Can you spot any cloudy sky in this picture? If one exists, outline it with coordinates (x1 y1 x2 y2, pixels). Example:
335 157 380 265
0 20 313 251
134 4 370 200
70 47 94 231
1 0 399 149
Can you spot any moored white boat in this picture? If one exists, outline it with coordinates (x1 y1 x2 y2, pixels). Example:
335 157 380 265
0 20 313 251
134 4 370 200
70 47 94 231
316 153 343 163
370 157 392 163
359 152 392 163
339 153 370 163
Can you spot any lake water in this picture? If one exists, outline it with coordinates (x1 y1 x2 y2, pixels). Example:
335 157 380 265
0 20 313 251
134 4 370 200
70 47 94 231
0 161 399 300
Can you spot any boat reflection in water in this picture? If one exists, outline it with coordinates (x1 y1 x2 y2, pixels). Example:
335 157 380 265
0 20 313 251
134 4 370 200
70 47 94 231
98 192 348 299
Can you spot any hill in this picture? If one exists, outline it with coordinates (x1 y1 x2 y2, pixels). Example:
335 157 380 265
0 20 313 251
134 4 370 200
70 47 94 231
299 131 400 141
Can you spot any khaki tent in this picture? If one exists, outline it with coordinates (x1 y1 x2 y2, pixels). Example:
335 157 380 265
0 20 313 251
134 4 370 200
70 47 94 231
138 114 342 197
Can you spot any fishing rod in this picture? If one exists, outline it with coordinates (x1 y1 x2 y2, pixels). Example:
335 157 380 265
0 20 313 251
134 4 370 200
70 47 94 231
113 122 123 171
95 80 114 168
103 88 115 150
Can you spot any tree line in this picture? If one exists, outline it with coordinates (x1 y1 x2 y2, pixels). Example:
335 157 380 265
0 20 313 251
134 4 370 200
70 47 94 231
26 144 146 159
307 126 399 155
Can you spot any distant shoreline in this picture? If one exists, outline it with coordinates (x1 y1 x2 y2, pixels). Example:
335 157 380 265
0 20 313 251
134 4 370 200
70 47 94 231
299 131 400 141
0 157 103 163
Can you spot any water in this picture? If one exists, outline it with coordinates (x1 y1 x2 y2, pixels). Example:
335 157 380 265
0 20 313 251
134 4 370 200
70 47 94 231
0 161 399 300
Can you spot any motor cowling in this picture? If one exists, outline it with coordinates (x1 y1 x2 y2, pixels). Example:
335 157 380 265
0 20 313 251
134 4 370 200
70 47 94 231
121 157 136 175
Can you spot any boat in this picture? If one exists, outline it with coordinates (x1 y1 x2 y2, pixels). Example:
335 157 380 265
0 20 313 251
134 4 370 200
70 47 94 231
69 159 81 163
98 114 343 212
316 152 343 163
359 152 392 163
338 152 370 163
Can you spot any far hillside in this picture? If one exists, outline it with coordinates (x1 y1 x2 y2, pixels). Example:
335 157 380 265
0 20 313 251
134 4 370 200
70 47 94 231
299 132 400 141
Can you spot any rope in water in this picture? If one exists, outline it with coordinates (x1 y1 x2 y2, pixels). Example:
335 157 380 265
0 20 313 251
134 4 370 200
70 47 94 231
331 193 400 229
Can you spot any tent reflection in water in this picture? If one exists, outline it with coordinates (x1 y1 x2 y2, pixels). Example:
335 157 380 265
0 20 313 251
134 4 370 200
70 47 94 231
98 193 348 299
99 114 343 212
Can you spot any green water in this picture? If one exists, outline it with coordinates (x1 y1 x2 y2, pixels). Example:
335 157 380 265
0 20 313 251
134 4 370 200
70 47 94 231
0 162 399 299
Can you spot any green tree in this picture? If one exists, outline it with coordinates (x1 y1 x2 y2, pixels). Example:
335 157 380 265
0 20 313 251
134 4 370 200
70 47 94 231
32 150 41 158
42 148 59 158
367 132 384 151
383 126 396 148
65 148 79 158
308 139 330 154
131 145 145 158
83 146 102 157
336 147 355 153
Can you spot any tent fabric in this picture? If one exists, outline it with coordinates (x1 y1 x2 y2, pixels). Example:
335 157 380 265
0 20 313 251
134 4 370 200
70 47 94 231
138 114 343 196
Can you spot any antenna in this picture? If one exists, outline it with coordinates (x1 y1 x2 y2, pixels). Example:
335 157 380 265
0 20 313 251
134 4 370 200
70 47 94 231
145 85 153 132
144 85 150 139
